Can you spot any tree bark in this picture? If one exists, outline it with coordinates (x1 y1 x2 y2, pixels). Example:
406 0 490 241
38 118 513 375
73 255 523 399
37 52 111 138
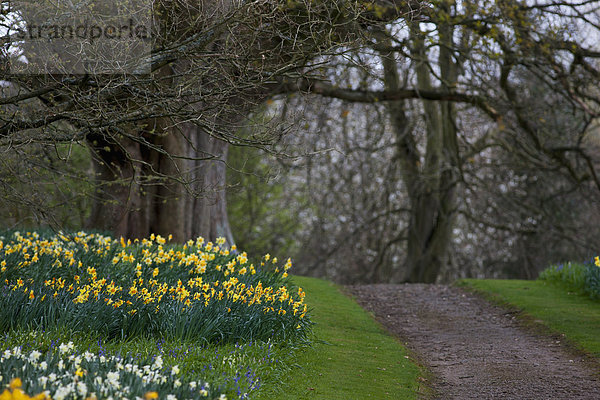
186 126 235 245
379 10 459 282
86 124 234 244
87 133 150 239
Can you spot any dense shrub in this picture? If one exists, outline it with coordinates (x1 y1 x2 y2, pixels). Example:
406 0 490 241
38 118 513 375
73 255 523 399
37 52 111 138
584 257 600 299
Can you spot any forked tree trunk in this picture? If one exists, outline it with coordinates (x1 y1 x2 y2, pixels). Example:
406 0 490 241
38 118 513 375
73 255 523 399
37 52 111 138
86 125 234 244
380 14 459 283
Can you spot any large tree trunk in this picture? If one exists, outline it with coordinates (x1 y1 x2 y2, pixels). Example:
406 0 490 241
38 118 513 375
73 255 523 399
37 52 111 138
86 0 238 244
380 11 459 283
186 125 235 245
87 133 150 239
86 125 234 243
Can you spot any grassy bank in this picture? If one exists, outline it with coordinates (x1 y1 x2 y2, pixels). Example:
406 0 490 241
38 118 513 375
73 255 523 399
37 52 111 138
458 279 600 358
257 276 424 400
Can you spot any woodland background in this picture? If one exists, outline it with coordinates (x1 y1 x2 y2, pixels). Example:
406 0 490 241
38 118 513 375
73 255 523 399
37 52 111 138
1 0 599 283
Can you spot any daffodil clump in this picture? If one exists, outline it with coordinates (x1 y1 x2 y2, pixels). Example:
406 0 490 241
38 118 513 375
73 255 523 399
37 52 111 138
0 231 309 343
0 342 230 400
585 256 600 298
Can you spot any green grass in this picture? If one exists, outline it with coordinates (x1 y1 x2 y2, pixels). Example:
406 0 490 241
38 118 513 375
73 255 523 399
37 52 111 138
457 279 600 358
256 276 424 400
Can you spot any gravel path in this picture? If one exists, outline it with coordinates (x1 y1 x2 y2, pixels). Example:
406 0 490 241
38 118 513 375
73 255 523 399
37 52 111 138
348 284 600 399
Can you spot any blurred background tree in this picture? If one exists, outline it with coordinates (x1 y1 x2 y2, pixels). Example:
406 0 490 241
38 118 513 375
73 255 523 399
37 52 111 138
231 0 600 282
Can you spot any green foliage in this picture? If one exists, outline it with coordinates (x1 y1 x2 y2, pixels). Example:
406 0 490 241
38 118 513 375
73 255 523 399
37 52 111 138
227 145 305 259
0 143 93 230
584 259 600 300
538 262 587 294
538 258 600 300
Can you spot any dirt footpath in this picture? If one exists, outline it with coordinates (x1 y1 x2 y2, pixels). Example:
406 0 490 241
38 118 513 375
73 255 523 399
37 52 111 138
348 284 600 399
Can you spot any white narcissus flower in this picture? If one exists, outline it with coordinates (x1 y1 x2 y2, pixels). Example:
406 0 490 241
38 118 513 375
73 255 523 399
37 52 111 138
171 365 180 375
166 395 177 400
54 385 72 400
107 371 121 389
77 382 87 397
29 350 42 362
107 371 120 381
39 361 48 371
59 343 69 354
153 356 163 370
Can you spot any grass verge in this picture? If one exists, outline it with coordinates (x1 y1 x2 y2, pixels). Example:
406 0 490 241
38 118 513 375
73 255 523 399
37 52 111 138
256 276 424 400
457 279 600 358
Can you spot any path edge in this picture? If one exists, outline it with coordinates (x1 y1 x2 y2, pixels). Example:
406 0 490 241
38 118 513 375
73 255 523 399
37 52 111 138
341 285 438 399
454 280 600 378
